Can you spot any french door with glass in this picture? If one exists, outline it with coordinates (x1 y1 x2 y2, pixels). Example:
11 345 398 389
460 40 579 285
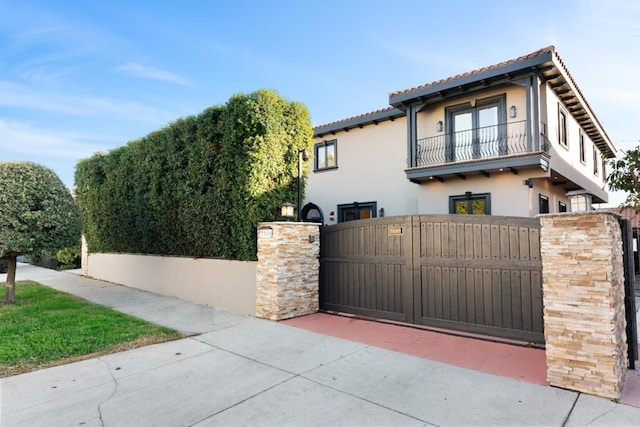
446 96 505 162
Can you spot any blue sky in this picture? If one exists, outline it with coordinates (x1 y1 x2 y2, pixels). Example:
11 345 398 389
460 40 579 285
0 0 638 205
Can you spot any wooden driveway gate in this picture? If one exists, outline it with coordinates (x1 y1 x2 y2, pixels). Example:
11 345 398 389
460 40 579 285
319 215 544 344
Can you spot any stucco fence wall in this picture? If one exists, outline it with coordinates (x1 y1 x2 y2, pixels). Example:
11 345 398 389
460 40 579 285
86 253 257 316
83 222 320 318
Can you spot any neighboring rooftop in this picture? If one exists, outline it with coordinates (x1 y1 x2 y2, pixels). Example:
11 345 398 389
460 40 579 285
601 207 640 229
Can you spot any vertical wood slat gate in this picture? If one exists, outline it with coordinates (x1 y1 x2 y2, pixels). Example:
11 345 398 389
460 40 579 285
319 215 544 344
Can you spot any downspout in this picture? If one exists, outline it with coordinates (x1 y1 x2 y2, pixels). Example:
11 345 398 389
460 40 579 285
407 105 417 168
525 77 532 152
532 76 540 151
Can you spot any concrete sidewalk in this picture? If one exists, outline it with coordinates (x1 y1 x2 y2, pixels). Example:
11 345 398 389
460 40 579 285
2 264 640 426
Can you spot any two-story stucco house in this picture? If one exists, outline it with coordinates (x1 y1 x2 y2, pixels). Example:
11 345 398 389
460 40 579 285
303 46 616 224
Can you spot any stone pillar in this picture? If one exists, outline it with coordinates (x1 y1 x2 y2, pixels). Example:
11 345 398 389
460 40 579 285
540 212 628 400
81 235 89 276
256 222 320 320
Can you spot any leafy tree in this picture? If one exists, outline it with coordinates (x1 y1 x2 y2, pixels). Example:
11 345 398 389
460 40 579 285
607 147 640 212
0 162 82 303
56 245 81 268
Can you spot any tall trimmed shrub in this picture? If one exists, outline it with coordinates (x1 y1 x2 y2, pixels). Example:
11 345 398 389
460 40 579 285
75 90 313 260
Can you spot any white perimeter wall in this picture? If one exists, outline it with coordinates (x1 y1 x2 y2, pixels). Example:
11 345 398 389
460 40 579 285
88 253 257 316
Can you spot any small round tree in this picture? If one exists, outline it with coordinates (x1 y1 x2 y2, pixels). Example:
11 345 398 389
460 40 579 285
0 162 82 303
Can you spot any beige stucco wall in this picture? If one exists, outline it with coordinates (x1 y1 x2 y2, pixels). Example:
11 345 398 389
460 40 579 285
87 253 257 316
415 173 531 217
308 118 418 223
308 79 609 219
417 85 527 140
528 178 571 216
309 110 566 218
542 84 605 191
414 170 571 217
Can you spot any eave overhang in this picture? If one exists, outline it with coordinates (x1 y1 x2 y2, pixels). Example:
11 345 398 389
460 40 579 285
548 155 609 204
314 107 405 138
405 152 550 183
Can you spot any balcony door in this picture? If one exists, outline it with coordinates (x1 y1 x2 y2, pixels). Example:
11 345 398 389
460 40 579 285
447 96 505 162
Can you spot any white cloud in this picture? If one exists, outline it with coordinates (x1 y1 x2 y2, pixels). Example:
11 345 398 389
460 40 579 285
0 119 116 160
0 81 176 123
116 62 193 86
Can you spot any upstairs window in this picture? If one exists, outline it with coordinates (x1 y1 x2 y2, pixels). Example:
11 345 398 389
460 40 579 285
579 132 585 164
593 146 599 176
314 139 337 171
558 106 568 149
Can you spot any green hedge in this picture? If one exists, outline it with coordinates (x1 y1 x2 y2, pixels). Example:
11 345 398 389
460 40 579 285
75 90 313 261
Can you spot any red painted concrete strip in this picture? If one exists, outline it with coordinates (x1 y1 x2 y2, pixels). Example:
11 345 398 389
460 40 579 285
283 313 548 385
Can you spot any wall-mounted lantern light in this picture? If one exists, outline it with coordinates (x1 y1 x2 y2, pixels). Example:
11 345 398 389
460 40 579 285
329 211 336 222
436 120 443 132
509 105 517 119
566 190 593 212
280 202 295 220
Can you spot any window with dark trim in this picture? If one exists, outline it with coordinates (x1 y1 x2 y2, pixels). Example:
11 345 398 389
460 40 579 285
449 192 491 215
337 201 377 222
602 157 607 180
314 139 337 171
558 105 568 148
593 146 599 176
579 132 585 164
558 201 567 213
539 194 550 214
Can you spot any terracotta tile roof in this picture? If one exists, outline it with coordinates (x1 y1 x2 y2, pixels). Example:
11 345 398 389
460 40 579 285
389 46 556 98
313 106 399 131
601 207 640 228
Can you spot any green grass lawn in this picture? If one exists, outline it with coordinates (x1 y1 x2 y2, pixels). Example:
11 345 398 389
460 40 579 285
0 281 183 377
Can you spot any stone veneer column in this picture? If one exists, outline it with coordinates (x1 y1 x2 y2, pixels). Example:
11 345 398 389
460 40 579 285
540 212 627 400
255 222 320 320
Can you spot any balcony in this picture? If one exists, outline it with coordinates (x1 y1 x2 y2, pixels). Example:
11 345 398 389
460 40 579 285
406 120 550 183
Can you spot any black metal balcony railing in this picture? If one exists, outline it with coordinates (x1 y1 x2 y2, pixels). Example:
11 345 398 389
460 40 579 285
415 120 547 167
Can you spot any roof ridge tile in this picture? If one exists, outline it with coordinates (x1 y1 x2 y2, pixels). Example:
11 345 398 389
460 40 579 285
313 106 399 130
389 46 556 98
